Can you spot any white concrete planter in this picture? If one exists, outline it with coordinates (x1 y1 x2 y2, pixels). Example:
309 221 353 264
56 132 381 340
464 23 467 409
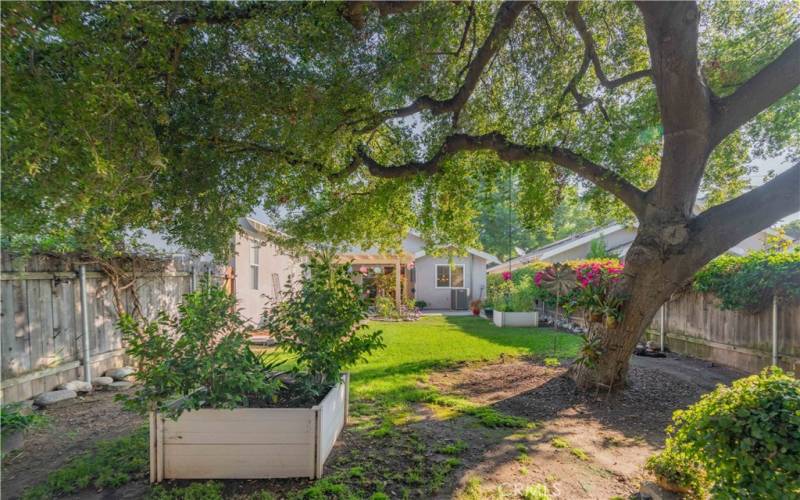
150 373 349 482
493 311 539 328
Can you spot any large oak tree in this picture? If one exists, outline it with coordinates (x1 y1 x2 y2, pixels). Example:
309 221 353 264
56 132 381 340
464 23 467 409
3 1 799 388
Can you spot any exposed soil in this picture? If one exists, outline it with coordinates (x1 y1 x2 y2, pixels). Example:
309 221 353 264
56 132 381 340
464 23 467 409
2 354 742 499
422 356 741 499
1 390 145 500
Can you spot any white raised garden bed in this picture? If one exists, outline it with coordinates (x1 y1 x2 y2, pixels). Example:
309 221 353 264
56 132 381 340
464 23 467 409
493 311 539 328
150 373 349 482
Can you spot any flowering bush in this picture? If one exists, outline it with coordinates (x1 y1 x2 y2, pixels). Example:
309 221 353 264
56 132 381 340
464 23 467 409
534 259 625 324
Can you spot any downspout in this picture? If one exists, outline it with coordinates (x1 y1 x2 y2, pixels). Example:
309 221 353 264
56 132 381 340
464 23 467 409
79 265 92 384
659 304 665 352
772 294 778 366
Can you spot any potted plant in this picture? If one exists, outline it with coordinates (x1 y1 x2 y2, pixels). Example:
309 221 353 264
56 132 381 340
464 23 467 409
492 277 539 327
470 299 482 316
119 255 384 482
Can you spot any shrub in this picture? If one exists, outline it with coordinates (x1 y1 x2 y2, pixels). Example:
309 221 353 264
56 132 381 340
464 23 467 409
693 250 800 311
658 367 800 497
1 403 46 434
645 448 708 498
414 300 427 310
118 282 282 418
264 254 385 395
374 296 398 318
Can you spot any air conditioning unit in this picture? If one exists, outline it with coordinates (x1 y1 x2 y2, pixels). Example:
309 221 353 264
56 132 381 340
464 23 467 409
450 288 469 310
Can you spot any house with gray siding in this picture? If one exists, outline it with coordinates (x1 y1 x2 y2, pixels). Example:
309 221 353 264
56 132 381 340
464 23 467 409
340 231 499 310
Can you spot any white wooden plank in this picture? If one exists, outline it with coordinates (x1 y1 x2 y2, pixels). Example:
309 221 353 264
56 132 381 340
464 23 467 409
317 378 347 469
163 408 316 445
164 444 315 479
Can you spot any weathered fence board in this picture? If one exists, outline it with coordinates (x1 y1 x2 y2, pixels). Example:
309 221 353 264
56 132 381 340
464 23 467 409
648 291 800 373
1 253 223 403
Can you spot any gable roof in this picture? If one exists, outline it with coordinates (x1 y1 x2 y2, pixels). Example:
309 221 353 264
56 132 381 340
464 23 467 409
407 230 500 264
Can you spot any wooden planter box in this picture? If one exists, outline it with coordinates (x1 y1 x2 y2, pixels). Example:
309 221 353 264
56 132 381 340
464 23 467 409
150 373 349 482
493 311 538 328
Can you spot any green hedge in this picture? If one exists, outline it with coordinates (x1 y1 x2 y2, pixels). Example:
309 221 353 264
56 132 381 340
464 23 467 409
651 368 800 498
693 251 800 311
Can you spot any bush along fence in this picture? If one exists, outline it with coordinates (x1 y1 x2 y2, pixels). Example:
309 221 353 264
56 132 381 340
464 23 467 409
647 251 800 374
0 252 224 403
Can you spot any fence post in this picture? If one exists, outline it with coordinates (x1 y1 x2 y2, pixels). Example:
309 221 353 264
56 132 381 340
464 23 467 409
659 304 665 352
772 294 778 366
79 265 92 384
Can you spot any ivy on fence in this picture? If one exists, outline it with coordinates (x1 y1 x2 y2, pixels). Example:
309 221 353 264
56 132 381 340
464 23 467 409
693 251 800 312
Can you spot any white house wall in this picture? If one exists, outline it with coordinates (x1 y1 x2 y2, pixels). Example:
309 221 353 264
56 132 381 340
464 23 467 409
233 233 302 327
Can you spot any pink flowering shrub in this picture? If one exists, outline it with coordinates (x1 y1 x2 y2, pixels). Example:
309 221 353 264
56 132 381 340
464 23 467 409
502 271 512 281
534 259 626 322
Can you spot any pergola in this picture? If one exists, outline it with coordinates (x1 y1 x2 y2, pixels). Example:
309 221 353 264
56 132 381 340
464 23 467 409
335 251 415 307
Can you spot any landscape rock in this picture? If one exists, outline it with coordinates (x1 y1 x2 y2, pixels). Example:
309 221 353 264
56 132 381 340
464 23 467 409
639 481 683 500
92 376 114 388
105 367 135 381
57 380 93 393
34 390 78 408
107 381 133 391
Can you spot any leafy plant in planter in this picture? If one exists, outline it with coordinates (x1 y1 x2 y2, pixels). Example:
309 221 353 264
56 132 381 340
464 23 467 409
264 253 385 397
118 283 283 418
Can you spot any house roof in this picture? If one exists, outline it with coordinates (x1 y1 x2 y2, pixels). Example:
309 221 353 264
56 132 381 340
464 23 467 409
489 223 632 271
406 230 500 264
413 248 501 264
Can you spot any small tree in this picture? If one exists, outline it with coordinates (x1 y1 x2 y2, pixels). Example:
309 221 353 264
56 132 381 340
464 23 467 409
118 282 281 418
264 253 385 393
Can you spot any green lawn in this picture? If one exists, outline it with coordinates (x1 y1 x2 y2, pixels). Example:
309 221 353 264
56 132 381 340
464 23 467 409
349 315 581 418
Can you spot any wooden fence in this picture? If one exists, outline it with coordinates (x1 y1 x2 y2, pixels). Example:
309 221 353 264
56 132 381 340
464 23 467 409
646 291 800 374
1 253 222 403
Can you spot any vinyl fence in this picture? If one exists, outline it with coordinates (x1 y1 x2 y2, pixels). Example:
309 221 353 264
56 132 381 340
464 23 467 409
1 253 222 403
646 291 800 374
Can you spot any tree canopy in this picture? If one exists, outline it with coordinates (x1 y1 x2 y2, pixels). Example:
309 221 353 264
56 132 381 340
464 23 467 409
2 1 798 260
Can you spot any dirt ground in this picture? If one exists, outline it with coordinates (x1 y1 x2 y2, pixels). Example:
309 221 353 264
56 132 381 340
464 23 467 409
1 354 742 499
1 390 145 500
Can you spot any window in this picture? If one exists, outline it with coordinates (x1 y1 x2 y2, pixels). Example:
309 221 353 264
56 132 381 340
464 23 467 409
435 264 465 288
250 240 260 290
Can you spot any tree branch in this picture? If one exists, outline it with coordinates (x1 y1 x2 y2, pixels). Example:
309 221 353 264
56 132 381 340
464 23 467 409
688 162 800 263
566 2 652 91
710 38 800 146
169 4 272 26
357 1 530 132
354 132 647 215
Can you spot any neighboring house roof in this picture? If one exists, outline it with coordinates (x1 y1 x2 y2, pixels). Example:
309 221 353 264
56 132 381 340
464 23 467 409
377 229 501 264
413 248 501 264
489 223 632 272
